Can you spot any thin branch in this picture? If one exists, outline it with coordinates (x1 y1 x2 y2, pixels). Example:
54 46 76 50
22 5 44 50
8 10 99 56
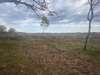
0 0 48 17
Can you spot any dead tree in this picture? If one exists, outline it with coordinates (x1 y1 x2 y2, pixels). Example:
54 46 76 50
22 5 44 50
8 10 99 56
84 0 100 50
0 0 55 27
0 0 49 16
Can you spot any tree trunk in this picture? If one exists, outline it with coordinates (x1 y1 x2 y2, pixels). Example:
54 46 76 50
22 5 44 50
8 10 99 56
83 20 92 50
83 0 94 50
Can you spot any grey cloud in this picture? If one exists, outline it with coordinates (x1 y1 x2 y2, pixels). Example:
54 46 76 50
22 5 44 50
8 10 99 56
0 0 100 25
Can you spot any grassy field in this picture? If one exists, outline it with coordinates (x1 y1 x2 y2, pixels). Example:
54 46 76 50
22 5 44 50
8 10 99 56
0 37 100 75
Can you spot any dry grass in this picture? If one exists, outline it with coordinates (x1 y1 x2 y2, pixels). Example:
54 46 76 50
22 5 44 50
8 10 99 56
0 37 100 75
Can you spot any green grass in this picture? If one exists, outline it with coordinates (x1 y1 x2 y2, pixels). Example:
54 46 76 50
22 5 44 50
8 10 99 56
83 47 100 59
0 39 30 65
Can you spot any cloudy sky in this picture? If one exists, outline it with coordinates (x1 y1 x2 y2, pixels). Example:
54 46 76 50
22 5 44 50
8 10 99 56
0 0 100 33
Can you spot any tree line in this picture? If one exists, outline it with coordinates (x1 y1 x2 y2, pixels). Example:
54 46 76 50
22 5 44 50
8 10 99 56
0 25 16 33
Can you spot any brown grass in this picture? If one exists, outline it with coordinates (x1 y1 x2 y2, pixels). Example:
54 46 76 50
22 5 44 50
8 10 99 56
0 37 100 75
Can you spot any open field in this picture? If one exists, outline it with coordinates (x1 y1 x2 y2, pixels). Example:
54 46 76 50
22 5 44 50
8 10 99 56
0 33 100 75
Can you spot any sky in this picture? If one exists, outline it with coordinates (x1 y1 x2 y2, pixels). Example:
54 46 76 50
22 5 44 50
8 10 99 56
0 0 100 33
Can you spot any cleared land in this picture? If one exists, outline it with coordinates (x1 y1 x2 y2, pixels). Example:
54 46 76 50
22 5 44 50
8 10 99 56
0 33 100 75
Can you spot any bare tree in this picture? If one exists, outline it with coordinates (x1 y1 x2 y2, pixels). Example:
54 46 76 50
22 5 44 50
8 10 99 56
0 0 48 16
0 0 55 27
84 0 100 50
